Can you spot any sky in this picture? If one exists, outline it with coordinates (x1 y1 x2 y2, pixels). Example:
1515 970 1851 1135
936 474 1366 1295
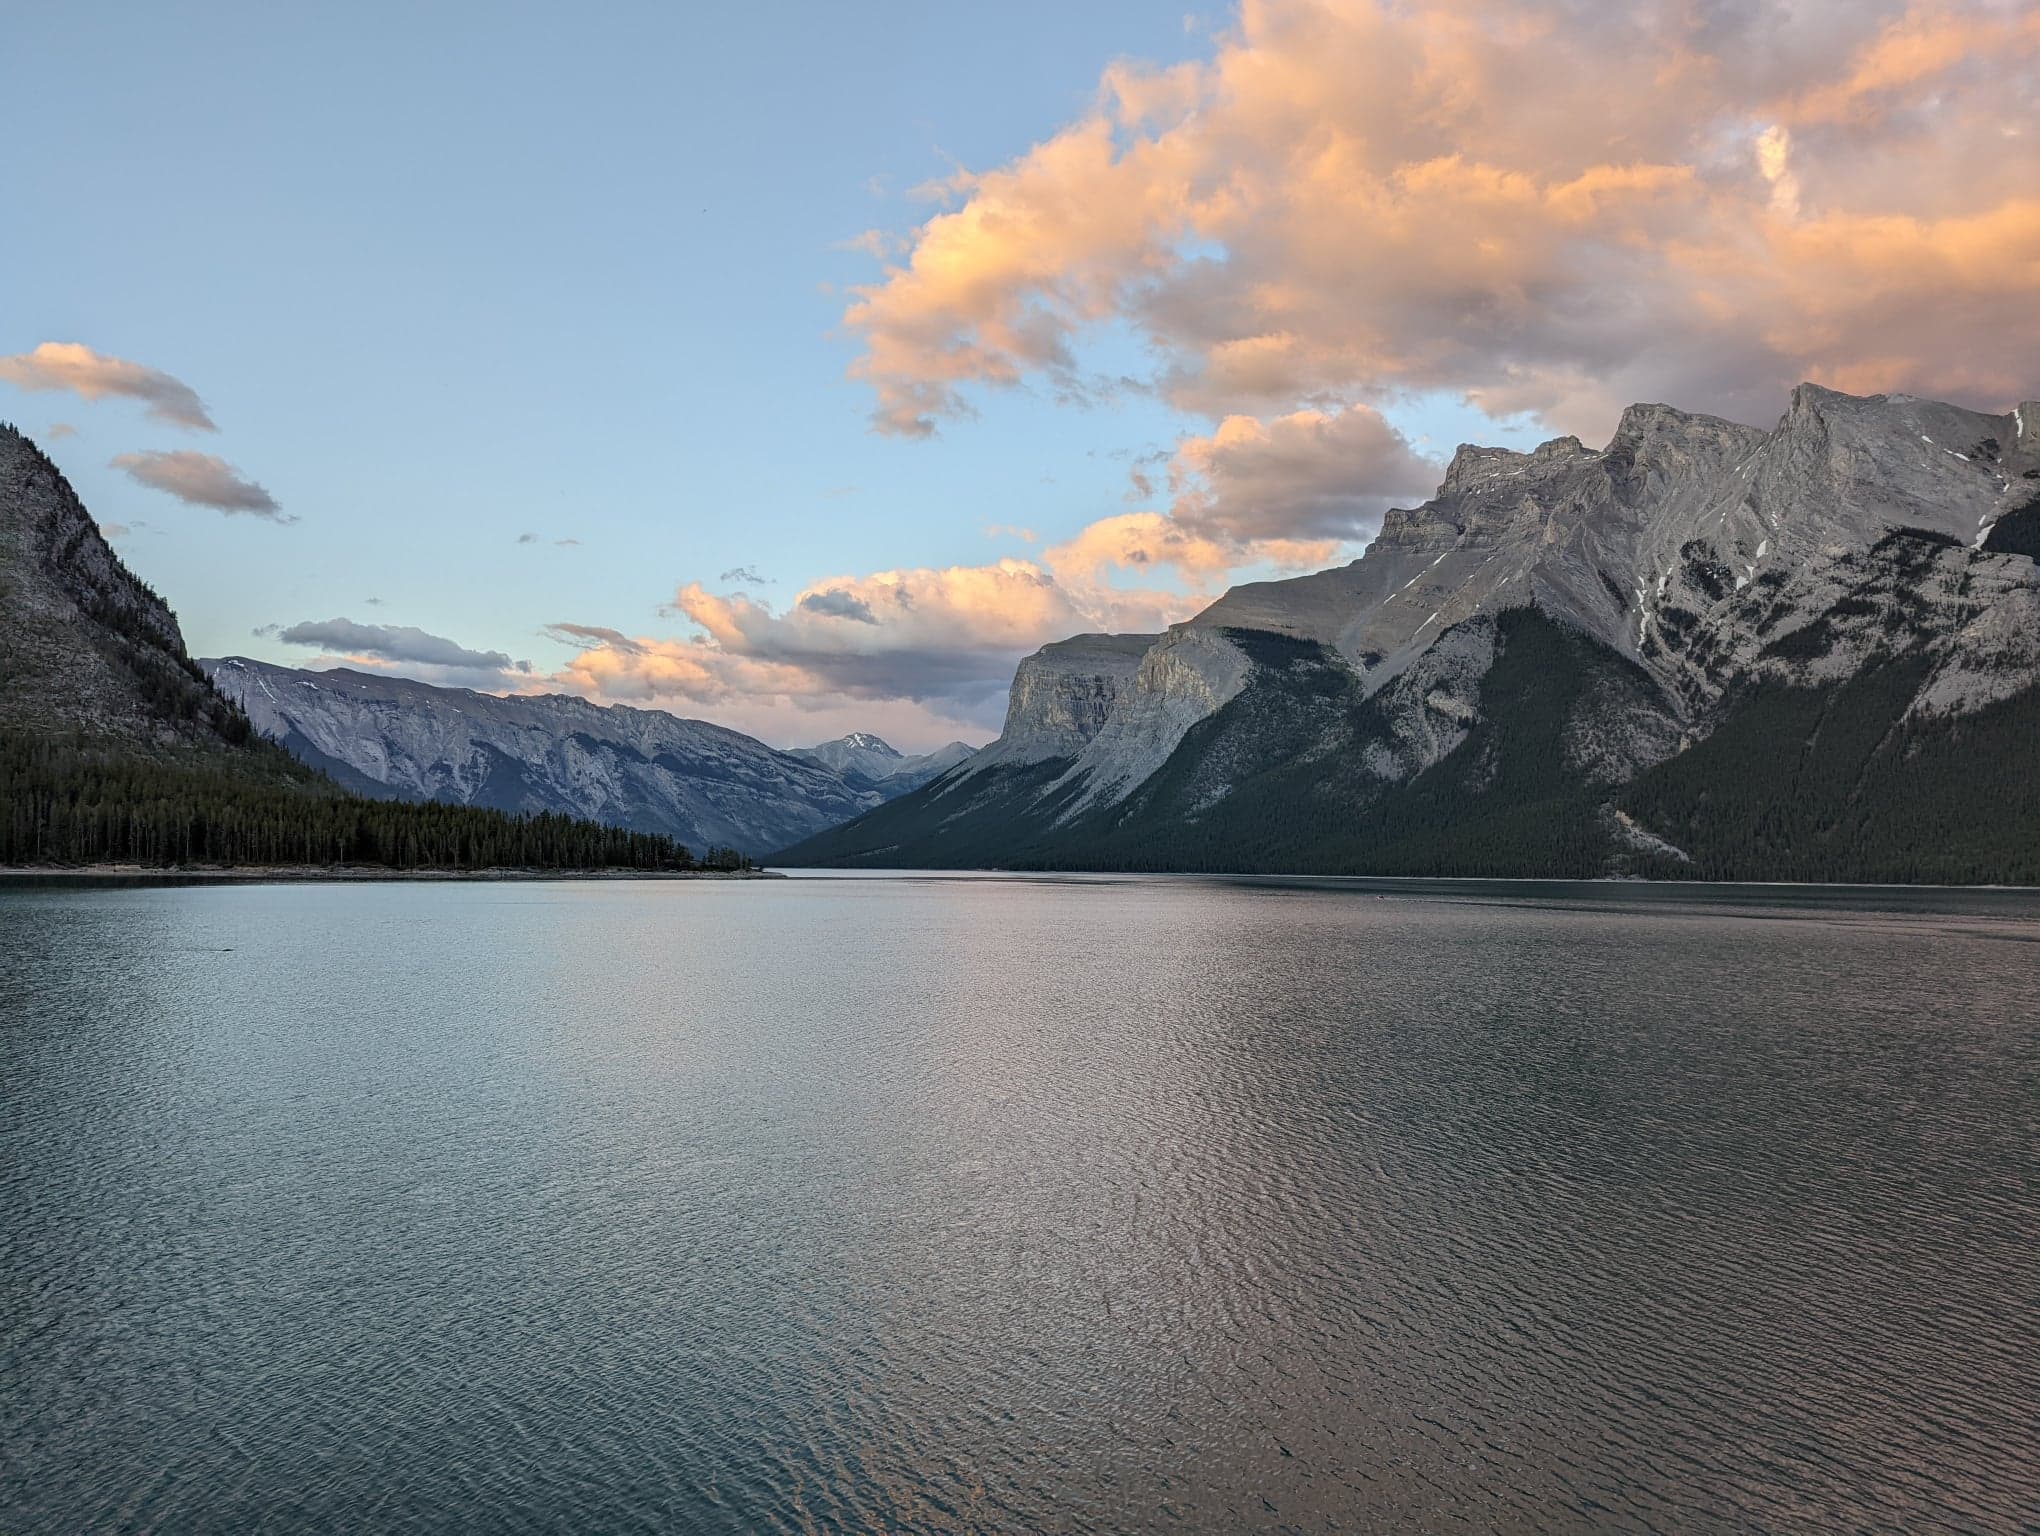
5 1 2036 751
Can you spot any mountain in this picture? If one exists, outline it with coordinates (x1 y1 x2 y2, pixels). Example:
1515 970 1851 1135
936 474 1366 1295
793 731 904 782
781 385 2040 884
203 657 873 857
0 424 254 751
1 424 697 871
792 732 978 797
879 740 978 794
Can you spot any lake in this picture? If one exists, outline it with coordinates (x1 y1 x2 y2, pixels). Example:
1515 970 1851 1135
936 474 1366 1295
4 873 2037 1532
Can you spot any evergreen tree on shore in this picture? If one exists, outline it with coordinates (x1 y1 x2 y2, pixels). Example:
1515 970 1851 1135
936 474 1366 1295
0 734 726 872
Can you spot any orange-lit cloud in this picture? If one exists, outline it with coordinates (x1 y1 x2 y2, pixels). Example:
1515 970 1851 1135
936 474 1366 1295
845 0 2040 441
540 395 1441 744
464 1 2040 752
543 553 1212 747
0 342 217 431
1166 404 1437 542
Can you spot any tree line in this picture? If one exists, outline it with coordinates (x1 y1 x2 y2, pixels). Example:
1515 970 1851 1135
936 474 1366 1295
1 734 753 873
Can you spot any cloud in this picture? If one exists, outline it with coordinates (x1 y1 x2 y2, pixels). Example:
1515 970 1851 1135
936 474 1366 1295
543 622 642 653
97 521 131 541
844 0 2040 441
719 565 769 585
274 617 525 675
45 423 77 441
496 1 2040 755
548 554 1199 742
1166 404 1438 543
534 406 1435 745
1754 124 1801 219
111 450 288 520
799 589 879 623
0 342 217 431
518 532 539 544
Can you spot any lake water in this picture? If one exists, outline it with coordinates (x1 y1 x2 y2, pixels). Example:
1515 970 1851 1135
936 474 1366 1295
4 873 2038 1533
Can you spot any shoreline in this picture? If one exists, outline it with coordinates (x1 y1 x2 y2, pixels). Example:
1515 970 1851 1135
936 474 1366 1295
775 866 2039 893
0 864 782 885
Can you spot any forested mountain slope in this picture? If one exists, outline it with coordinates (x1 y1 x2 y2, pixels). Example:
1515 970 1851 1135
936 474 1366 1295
0 426 705 871
205 656 872 855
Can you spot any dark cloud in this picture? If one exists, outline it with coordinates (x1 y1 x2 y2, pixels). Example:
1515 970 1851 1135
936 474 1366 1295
543 622 645 654
719 565 769 585
798 589 879 624
275 617 520 673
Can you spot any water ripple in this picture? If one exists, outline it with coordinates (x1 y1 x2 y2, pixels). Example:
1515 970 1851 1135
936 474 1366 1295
3 876 2037 1533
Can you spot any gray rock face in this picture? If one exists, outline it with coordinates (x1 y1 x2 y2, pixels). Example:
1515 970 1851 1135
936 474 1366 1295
0 425 239 748
935 384 2040 829
793 732 978 797
970 632 1158 767
1060 626 1255 807
203 657 874 855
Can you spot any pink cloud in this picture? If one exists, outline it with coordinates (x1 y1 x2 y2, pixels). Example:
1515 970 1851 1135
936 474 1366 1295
110 450 288 520
843 0 2040 442
0 343 216 431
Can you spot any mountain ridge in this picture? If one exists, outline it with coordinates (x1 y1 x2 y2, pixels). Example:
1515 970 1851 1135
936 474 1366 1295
780 384 2040 882
791 731 978 795
203 656 885 856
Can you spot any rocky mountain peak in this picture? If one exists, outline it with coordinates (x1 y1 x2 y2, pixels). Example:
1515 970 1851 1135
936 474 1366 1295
790 728 979 796
786 382 2040 881
836 731 898 756
1440 442 1525 492
1606 401 1758 456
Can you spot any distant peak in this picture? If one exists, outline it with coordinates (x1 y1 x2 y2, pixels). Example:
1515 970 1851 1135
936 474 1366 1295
1441 443 1524 491
1786 380 1873 416
1609 401 1689 440
1440 435 1591 493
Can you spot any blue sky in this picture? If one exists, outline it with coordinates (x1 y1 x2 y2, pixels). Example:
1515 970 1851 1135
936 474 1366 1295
11 0 2024 747
2 1 1541 747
